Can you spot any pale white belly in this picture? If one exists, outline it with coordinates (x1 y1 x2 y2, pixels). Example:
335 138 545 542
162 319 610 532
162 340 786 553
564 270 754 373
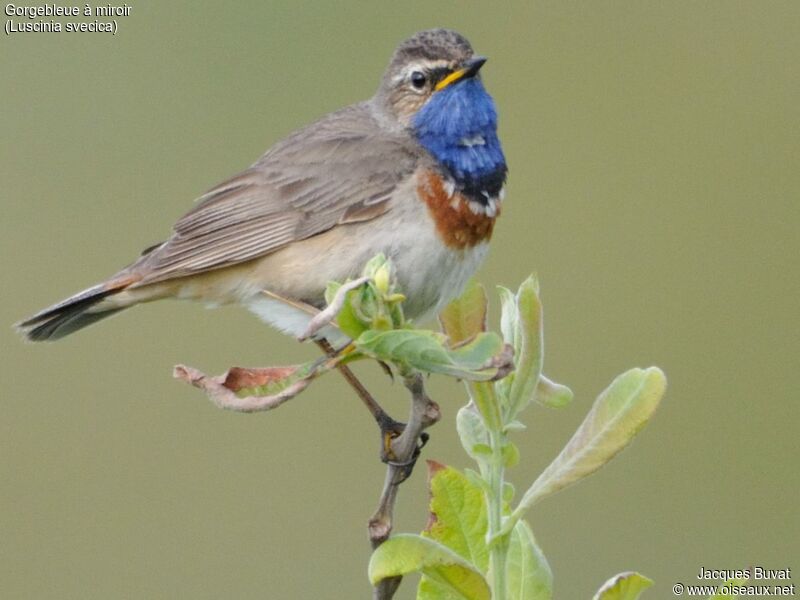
161 177 490 340
243 210 488 339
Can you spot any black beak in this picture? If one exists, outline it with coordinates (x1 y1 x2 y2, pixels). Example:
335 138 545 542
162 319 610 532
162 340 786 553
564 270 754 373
435 56 489 91
463 56 488 78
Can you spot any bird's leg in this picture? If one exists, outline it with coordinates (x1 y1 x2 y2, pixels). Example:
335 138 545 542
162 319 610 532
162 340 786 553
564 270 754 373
315 339 407 462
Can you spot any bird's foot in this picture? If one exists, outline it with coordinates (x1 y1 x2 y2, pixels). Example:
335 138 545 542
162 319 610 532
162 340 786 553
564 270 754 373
377 412 429 482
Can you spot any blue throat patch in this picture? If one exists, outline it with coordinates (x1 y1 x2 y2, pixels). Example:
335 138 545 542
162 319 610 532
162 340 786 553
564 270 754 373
412 77 507 203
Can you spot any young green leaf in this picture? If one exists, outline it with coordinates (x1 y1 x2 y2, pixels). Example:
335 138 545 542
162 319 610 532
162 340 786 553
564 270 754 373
513 367 667 518
506 276 544 420
456 404 490 463
503 420 527 433
506 520 553 600
472 444 493 457
355 329 507 380
463 469 492 496
423 462 489 572
497 285 522 350
362 252 391 279
439 279 488 346
592 571 653 600
502 481 516 505
418 578 468 600
467 380 504 432
536 375 574 408
335 287 371 339
502 441 521 468
368 534 490 600
496 286 517 398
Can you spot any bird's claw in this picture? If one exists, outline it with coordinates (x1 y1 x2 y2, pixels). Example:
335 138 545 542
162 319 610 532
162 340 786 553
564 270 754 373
378 412 429 482
377 413 406 461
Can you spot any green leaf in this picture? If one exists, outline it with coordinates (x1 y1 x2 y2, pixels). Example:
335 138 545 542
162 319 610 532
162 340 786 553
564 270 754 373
335 288 370 339
463 469 491 496
497 286 518 348
418 578 467 600
502 441 520 468
369 534 490 600
506 275 544 420
504 420 527 433
536 375 574 408
467 379 504 432
322 278 372 339
447 334 507 375
514 367 667 516
496 286 518 400
323 253 412 337
423 463 489 573
439 279 488 346
506 521 553 600
355 329 506 380
362 252 391 279
456 404 490 463
502 481 516 504
472 444 492 456
592 572 653 600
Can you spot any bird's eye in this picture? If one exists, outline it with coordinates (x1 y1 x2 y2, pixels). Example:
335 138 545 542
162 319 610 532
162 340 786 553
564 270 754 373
410 71 427 89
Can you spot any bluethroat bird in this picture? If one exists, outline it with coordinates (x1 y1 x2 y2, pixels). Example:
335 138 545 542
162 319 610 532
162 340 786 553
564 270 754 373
17 29 507 433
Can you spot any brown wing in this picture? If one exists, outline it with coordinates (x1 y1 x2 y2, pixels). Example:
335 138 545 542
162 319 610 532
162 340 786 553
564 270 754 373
134 102 419 285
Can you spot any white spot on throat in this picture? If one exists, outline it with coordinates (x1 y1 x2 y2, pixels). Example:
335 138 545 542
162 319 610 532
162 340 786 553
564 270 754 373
467 200 484 215
442 179 504 217
462 194 500 217
459 134 486 147
443 178 456 199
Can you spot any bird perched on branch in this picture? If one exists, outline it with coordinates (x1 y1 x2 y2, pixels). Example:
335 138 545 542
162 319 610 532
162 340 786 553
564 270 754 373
18 28 506 346
19 28 506 436
18 28 507 441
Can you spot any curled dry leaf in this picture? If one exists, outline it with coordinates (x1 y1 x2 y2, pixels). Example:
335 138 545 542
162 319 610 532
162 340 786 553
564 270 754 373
173 363 315 413
488 343 515 381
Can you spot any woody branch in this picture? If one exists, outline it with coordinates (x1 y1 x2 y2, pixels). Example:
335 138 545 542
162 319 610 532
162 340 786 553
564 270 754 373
369 372 440 600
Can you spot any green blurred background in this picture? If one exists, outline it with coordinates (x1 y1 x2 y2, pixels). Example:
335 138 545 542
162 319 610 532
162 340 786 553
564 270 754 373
2 1 798 598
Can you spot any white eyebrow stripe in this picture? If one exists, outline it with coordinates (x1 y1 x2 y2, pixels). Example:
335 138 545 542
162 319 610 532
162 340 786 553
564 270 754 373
392 59 454 84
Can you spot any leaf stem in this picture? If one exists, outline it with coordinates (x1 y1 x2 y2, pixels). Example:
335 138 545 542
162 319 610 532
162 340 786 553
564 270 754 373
474 379 509 600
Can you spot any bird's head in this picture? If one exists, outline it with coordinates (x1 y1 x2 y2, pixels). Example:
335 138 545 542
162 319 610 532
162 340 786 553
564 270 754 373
376 30 506 204
377 29 489 126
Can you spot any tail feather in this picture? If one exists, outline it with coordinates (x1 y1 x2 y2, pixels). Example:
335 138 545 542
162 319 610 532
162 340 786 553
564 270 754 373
17 281 131 342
